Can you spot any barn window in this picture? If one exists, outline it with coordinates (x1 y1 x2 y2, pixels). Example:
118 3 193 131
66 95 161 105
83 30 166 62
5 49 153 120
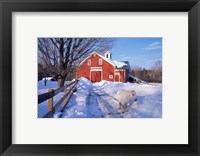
93 53 96 57
109 75 113 79
88 59 91 66
99 59 102 65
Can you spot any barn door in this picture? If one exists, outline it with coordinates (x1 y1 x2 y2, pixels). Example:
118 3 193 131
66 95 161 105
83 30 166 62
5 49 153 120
91 71 101 82
114 73 120 82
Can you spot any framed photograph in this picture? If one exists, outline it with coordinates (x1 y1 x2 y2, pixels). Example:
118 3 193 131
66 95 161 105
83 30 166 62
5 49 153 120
38 37 162 118
1 0 200 156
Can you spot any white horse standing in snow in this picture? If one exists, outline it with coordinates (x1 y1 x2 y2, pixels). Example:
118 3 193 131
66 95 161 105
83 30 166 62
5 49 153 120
116 89 137 112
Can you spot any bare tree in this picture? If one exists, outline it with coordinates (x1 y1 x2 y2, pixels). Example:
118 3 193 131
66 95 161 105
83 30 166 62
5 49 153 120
151 61 162 82
38 38 114 88
130 61 162 83
130 66 142 77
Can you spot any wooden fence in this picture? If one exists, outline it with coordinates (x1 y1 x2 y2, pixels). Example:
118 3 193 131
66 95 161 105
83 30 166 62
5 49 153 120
38 80 78 118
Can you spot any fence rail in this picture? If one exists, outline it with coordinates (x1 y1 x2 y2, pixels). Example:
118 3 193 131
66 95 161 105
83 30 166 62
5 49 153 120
38 80 78 118
38 80 77 104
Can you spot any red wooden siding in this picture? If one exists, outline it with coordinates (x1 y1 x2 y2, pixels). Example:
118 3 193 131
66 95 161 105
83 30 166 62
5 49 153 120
114 73 120 82
77 52 127 83
114 70 125 82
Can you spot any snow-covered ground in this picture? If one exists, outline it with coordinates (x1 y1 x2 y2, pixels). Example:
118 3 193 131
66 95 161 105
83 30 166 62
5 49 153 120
38 78 162 118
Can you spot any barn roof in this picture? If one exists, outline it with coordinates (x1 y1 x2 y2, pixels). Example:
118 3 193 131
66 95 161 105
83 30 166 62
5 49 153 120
112 60 128 68
100 52 130 69
79 51 130 69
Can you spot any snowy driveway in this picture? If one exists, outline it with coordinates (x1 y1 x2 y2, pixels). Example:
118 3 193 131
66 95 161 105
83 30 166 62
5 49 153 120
86 86 122 118
60 78 162 118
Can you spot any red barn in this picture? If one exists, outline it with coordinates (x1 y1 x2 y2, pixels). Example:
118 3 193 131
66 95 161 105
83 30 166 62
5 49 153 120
77 51 130 83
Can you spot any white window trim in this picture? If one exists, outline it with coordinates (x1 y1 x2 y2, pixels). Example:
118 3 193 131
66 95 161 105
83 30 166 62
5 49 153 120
109 75 113 79
99 59 102 65
90 67 102 71
88 59 91 66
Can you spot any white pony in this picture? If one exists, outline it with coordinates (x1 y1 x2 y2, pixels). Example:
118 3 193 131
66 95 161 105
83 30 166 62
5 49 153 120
116 89 137 111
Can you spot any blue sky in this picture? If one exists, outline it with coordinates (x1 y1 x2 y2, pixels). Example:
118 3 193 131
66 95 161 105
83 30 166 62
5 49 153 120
110 38 162 69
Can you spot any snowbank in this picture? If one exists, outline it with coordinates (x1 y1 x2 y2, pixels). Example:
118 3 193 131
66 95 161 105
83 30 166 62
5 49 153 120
38 80 73 117
61 77 93 118
42 77 53 80
38 78 162 118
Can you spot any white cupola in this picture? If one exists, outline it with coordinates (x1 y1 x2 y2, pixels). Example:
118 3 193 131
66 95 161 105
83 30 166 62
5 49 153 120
105 51 112 60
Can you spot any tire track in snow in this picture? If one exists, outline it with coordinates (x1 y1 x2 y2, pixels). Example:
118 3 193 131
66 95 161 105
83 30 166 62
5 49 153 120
87 86 122 118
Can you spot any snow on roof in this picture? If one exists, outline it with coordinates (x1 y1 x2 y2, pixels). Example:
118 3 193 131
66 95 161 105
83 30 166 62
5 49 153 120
98 54 115 66
128 74 146 83
79 51 129 69
112 60 127 68
97 52 128 68
129 74 140 81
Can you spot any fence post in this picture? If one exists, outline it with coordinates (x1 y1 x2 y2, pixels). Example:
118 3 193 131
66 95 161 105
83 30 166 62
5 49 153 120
64 85 67 106
48 89 53 118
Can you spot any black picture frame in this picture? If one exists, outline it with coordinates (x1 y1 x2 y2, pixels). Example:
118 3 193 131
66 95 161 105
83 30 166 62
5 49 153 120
0 0 200 155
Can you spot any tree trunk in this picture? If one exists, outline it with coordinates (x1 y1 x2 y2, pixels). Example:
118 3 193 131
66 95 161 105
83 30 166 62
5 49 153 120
58 78 65 88
44 77 47 86
57 71 66 88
